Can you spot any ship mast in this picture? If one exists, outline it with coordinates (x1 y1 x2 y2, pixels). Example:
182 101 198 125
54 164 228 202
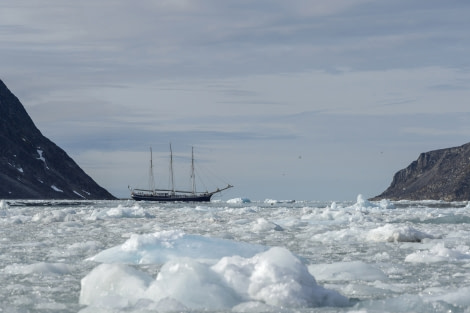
149 147 155 194
169 143 175 195
191 146 196 194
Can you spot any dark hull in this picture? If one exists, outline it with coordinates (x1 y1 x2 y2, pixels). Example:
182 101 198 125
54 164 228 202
131 192 213 202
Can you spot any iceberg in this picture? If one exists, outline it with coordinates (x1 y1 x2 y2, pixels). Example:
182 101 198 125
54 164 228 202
81 246 349 310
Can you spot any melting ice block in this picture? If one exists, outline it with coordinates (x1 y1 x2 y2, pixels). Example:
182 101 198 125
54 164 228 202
81 246 349 310
367 224 435 242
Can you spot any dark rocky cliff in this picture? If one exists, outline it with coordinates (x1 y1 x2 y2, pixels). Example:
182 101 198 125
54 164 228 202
0 79 116 200
371 142 470 201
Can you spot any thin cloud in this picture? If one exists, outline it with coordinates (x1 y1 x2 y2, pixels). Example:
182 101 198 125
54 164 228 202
2 0 470 200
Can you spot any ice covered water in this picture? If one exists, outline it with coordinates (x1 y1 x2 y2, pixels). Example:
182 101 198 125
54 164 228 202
0 195 470 312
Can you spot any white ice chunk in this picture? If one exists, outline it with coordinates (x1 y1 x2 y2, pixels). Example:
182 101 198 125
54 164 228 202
80 247 349 310
252 218 283 232
379 198 396 209
425 286 470 307
351 194 376 210
405 243 470 263
87 204 154 220
212 247 349 308
80 263 153 307
308 261 388 282
264 199 295 204
227 197 251 203
350 195 395 210
147 258 240 309
367 224 435 242
32 209 74 223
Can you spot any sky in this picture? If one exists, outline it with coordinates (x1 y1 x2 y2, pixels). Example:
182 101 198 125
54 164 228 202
2 0 470 201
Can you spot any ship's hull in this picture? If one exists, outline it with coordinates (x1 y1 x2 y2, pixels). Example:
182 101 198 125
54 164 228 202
131 192 213 202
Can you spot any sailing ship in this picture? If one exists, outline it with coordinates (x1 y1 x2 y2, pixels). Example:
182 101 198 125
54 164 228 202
130 145 233 202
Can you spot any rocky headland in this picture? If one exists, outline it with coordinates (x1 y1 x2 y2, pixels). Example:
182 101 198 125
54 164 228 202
0 79 116 200
371 142 470 201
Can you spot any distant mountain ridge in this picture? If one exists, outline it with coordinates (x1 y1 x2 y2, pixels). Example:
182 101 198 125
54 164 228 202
0 78 115 200
371 142 470 201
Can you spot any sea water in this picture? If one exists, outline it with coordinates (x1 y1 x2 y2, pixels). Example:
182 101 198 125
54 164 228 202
1 195 470 312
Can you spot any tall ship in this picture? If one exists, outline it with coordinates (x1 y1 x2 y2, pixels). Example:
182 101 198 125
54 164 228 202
130 145 233 202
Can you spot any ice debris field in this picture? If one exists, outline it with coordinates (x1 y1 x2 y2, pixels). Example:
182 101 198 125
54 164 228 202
1 195 470 312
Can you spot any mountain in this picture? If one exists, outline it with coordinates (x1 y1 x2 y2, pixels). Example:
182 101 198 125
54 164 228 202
371 142 470 201
0 79 116 200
